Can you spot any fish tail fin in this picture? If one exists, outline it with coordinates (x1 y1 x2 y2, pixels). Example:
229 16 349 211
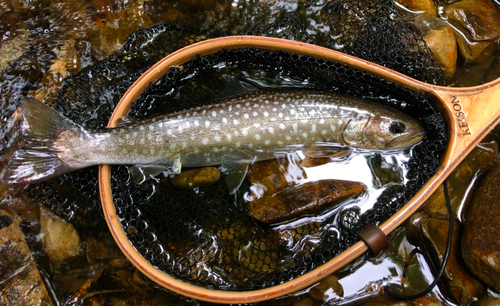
2 97 80 184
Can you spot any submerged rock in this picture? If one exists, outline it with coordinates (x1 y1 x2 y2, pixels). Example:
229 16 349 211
249 179 364 223
443 0 500 63
411 15 457 78
462 162 500 292
394 0 436 16
170 167 221 189
308 274 343 301
0 210 52 305
421 139 498 221
40 206 81 265
0 28 30 72
419 217 484 304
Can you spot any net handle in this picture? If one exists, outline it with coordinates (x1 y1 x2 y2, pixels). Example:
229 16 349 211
99 35 500 303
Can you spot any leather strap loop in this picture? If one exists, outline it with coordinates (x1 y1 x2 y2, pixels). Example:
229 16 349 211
356 224 389 255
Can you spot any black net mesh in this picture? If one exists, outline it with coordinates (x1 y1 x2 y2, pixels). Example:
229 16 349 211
25 0 447 291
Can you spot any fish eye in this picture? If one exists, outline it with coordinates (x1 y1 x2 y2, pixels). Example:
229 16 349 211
329 184 336 189
390 121 406 134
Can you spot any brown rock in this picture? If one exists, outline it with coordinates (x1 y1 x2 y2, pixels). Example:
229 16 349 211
171 167 221 189
422 139 498 221
309 274 343 301
248 179 364 223
419 217 484 304
0 28 29 72
443 0 500 63
462 162 500 292
394 0 436 16
40 206 81 265
0 210 53 305
473 297 500 306
411 15 457 78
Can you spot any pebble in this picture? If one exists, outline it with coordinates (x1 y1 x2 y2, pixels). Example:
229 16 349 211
170 167 221 189
40 206 81 265
443 0 500 63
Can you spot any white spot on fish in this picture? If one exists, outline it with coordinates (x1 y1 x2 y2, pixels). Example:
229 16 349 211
214 135 221 142
150 148 155 155
311 124 317 133
319 119 325 124
253 123 260 128
278 113 283 118
330 124 336 132
236 142 241 148
205 121 210 128
290 109 296 115
222 118 228 124
244 113 249 119
139 126 145 131
302 132 308 138
285 135 292 141
253 111 258 117
263 111 269 117
277 140 284 145
292 123 298 133
194 148 199 154
182 142 188 149
321 129 327 135
228 106 232 112
242 129 248 136
149 126 154 131
158 122 163 128
139 138 145 145
177 115 182 119
194 120 200 127
233 119 239 125
265 139 271 145
255 134 261 141
279 123 286 130
267 127 275 134
236 104 241 109
226 133 232 141
212 111 217 117
202 138 208 145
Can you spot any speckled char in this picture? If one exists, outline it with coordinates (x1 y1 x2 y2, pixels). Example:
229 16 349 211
3 90 424 187
61 89 424 168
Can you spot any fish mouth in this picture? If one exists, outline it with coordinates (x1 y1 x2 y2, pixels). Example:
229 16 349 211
387 130 426 149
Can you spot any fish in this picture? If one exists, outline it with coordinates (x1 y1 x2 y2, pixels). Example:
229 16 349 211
2 89 425 193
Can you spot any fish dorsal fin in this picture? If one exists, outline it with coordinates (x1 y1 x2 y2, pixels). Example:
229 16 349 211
216 79 260 100
128 164 169 184
115 116 136 127
304 144 352 158
221 152 255 194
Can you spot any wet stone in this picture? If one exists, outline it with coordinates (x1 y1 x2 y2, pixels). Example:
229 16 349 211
443 0 500 63
473 296 500 306
40 206 82 265
249 179 364 224
411 15 457 78
0 210 53 306
462 162 500 292
415 216 484 304
421 139 498 221
0 28 30 72
170 167 221 189
394 0 436 16
308 274 343 301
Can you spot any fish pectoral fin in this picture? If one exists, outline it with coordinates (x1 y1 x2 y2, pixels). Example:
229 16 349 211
221 153 255 195
128 164 169 184
115 115 136 127
304 144 352 158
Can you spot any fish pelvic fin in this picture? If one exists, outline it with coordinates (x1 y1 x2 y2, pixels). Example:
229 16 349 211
2 97 82 185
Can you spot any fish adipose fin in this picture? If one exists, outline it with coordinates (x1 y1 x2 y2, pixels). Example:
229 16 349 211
2 97 81 185
128 164 169 184
221 152 255 195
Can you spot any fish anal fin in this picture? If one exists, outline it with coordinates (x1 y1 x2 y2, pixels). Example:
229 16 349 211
128 164 168 184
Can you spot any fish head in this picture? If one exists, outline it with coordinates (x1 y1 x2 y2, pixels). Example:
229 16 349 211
343 113 426 150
